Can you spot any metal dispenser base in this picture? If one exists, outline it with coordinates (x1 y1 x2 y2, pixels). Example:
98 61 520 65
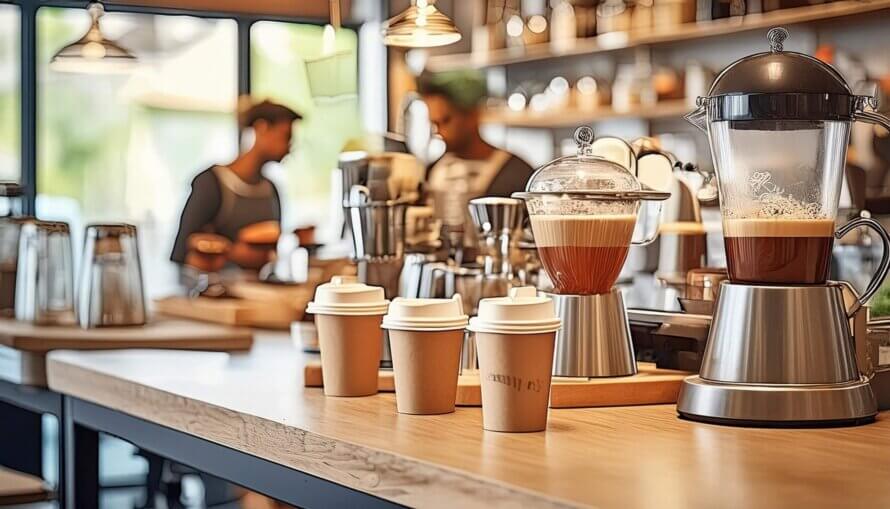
677 282 878 427
548 289 637 378
357 258 403 369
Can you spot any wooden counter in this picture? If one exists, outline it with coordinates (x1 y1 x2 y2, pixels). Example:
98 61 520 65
46 333 890 509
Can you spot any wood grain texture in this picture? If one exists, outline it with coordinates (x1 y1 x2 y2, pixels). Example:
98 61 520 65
0 466 51 505
47 334 890 509
154 296 297 330
0 317 253 353
303 362 690 408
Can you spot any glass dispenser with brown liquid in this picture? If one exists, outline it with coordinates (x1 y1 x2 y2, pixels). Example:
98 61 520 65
679 27 890 426
513 127 670 377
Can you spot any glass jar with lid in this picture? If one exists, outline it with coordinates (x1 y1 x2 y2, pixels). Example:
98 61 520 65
513 126 670 294
686 27 890 305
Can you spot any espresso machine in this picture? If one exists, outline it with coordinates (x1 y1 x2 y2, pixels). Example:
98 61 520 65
338 152 423 295
338 151 423 367
514 127 670 377
677 27 890 426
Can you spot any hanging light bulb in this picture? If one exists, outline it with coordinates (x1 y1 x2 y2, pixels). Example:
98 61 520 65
50 1 137 74
382 0 461 48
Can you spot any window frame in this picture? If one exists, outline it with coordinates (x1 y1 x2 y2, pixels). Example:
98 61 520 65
2 0 376 215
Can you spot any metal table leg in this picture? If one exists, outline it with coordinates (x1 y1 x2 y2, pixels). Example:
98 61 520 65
62 396 99 509
0 400 42 477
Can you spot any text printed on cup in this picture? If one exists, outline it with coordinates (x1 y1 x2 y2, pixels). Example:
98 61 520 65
487 374 545 393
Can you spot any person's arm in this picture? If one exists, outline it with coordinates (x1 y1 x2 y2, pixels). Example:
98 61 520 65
170 170 222 264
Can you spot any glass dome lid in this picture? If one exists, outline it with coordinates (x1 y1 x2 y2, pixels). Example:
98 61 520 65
513 127 670 201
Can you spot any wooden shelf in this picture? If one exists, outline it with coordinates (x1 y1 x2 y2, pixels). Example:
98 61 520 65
481 100 692 128
426 0 890 71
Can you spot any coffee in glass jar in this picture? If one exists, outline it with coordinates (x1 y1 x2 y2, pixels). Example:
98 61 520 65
530 214 636 294
723 218 835 285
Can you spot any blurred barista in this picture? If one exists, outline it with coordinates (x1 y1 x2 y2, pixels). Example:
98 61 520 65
171 99 301 271
417 70 535 253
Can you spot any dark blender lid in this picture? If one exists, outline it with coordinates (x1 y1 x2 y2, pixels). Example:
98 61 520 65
704 27 861 121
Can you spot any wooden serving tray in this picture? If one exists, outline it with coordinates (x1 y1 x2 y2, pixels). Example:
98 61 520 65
303 362 691 408
154 295 300 330
0 317 253 353
0 317 253 387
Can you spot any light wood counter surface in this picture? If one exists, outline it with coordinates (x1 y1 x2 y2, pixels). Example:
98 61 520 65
46 333 890 509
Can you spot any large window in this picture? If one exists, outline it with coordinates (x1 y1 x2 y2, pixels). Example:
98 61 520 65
36 7 238 298
0 5 20 182
251 21 363 241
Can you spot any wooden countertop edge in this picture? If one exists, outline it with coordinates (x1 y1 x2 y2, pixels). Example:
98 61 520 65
1 337 254 354
45 356 583 509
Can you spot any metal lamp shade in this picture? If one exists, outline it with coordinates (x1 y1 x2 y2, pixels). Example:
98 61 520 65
50 2 137 74
383 1 461 48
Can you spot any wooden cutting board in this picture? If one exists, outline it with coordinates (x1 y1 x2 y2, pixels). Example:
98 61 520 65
154 296 299 330
303 362 692 408
0 317 253 353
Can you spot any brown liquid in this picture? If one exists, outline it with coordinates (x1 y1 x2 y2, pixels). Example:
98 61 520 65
724 236 833 284
530 214 637 294
538 245 631 294
722 218 836 285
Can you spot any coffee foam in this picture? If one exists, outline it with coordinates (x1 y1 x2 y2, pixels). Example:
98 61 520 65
725 194 825 220
530 214 637 247
722 218 836 238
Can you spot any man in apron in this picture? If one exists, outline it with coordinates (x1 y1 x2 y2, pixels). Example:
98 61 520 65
170 100 301 270
417 70 535 255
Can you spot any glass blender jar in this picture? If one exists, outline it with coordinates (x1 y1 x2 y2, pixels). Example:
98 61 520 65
513 126 670 377
686 27 890 295
678 27 890 426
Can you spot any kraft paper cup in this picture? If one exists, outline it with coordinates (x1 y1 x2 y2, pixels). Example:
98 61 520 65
383 295 469 415
388 328 465 414
307 276 389 398
315 313 384 397
475 331 557 432
469 287 561 432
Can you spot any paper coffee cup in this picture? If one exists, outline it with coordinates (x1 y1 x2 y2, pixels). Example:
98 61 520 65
469 287 561 432
307 276 389 397
383 295 469 415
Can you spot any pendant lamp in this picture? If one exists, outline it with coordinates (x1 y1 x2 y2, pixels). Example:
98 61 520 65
51 1 137 74
383 0 461 48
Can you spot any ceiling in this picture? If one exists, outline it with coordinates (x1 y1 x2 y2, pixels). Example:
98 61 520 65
107 0 353 19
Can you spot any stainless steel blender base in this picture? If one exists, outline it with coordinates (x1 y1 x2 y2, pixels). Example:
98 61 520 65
547 289 637 378
677 282 878 426
677 376 877 427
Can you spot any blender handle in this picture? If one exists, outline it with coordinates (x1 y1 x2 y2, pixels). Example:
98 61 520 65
853 110 890 133
835 216 890 317
631 201 663 246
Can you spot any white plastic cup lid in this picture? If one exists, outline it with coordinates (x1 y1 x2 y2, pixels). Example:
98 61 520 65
382 294 469 331
306 275 389 316
468 286 561 334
